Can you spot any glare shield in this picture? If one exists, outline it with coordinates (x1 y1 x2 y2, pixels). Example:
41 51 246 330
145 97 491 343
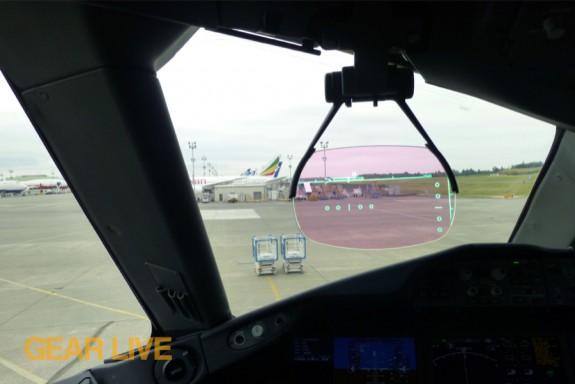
293 146 456 249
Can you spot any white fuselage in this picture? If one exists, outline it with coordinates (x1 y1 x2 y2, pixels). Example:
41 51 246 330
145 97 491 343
0 180 28 195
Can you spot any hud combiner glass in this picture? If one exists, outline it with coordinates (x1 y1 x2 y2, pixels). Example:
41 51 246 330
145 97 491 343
290 64 458 249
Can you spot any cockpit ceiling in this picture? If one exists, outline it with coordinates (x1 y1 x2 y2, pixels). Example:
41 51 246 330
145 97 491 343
99 1 575 129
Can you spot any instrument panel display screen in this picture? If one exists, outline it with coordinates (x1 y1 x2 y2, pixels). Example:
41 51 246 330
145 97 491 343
432 337 565 383
334 337 417 384
293 335 567 383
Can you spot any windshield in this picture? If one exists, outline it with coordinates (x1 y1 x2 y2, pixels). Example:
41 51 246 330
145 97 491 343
0 28 554 383
158 29 555 315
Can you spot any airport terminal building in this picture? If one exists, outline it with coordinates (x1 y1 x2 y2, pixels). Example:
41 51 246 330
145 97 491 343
210 178 289 202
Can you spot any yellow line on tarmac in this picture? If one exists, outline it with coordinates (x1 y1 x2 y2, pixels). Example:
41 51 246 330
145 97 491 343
0 277 147 320
0 355 45 384
265 276 281 301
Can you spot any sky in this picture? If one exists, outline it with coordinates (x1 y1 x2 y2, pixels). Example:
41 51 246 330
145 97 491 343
0 28 555 179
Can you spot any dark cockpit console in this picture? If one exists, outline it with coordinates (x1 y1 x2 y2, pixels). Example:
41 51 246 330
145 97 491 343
283 244 575 384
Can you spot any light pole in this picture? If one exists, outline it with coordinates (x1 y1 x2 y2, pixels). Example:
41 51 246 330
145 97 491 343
320 141 328 182
287 154 293 178
188 141 196 186
202 156 207 177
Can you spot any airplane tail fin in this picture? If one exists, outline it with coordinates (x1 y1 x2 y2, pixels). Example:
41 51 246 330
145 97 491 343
273 161 283 178
259 156 282 177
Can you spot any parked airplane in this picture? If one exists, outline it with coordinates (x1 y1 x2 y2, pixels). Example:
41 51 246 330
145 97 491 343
241 156 283 177
23 178 69 193
191 155 283 197
0 180 28 196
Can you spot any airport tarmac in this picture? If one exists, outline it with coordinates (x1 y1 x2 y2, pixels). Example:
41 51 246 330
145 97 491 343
0 193 528 383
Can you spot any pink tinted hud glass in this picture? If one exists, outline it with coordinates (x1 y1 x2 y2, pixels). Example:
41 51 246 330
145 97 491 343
293 146 456 249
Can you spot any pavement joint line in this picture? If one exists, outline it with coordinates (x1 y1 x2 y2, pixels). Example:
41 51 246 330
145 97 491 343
0 277 147 320
0 354 46 384
0 203 67 211
47 321 114 384
8 229 93 244
265 276 281 301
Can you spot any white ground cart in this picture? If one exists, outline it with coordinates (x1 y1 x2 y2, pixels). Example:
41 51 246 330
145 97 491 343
280 234 307 273
252 235 279 276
